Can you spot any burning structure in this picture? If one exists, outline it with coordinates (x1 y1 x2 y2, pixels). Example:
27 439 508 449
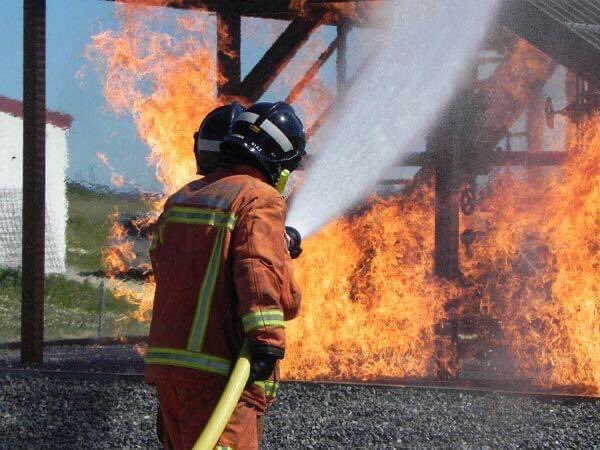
20 0 600 397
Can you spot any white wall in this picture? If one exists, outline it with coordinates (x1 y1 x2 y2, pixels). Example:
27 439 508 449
0 112 68 273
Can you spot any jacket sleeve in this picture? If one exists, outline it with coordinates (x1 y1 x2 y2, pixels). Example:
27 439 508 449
231 193 302 355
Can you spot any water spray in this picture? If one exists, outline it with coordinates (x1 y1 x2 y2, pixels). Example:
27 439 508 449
286 0 500 238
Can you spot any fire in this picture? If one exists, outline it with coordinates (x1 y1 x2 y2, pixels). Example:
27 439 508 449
282 182 457 380
461 119 600 394
88 2 599 393
96 151 127 188
88 1 220 195
102 208 136 276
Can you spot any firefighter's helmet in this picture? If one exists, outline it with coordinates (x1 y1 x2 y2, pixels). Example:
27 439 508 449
221 102 306 185
194 102 245 175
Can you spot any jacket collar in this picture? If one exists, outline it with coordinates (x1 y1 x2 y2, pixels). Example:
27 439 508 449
216 164 271 185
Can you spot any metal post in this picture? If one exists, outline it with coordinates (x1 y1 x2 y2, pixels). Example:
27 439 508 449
98 281 105 339
433 107 462 281
431 90 469 380
527 82 545 153
21 0 46 364
526 82 545 182
336 20 349 99
216 7 241 100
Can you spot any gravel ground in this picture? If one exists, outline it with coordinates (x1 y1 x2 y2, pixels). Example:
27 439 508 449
0 374 598 449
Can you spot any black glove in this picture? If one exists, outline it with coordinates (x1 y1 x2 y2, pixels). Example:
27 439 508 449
247 345 284 385
285 226 302 259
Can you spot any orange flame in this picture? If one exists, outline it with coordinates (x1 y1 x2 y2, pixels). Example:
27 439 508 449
88 2 220 195
101 208 136 276
461 118 600 394
89 2 599 394
283 183 458 380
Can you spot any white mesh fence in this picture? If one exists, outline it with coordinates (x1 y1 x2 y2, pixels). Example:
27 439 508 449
0 188 65 273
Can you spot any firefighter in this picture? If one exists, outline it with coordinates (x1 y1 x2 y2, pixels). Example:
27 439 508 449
194 102 245 176
146 101 306 450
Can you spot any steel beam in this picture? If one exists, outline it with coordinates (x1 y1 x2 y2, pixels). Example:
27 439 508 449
216 7 241 99
336 20 349 98
396 150 567 167
239 13 325 102
475 36 555 153
100 1 384 27
306 50 375 137
286 36 339 104
500 0 600 84
432 113 461 281
21 0 46 364
430 91 472 381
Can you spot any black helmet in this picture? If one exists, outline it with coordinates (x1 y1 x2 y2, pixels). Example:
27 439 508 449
194 102 245 175
221 102 306 185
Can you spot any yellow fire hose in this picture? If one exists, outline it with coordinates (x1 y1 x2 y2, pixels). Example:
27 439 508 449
193 340 251 450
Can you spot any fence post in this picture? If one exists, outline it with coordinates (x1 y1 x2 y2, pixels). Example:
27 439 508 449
98 281 105 339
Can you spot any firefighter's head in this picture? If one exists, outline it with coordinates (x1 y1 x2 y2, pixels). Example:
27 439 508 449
193 102 245 176
220 102 306 185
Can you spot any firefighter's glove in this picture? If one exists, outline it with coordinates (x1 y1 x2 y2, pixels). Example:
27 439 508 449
247 345 283 386
285 226 302 259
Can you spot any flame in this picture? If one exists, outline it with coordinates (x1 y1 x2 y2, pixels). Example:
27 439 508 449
101 208 137 276
89 2 599 394
96 151 128 188
282 182 457 380
461 119 600 394
96 151 115 171
88 1 221 195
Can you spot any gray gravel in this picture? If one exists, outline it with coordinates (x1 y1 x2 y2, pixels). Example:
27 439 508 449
0 374 598 449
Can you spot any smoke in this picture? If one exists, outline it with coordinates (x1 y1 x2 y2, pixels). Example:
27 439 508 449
287 0 500 237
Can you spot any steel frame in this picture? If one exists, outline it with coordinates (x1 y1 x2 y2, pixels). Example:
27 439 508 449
21 0 46 364
19 0 598 373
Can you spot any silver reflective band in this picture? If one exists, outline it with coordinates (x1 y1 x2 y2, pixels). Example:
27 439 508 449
237 112 260 124
261 118 294 153
196 138 221 153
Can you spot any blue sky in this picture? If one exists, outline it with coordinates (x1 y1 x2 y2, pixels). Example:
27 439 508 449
0 0 344 191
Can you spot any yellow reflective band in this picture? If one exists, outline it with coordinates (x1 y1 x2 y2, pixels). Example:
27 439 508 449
165 206 236 230
187 227 226 352
145 347 230 376
242 309 285 333
254 380 280 399
214 446 232 450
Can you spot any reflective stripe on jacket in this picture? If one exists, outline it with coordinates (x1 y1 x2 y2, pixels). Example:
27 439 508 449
145 164 301 408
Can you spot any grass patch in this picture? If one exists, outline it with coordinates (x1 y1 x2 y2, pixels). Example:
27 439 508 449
0 269 148 342
66 183 151 272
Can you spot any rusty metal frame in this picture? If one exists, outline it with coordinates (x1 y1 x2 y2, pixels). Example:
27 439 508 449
21 0 47 363
19 0 592 378
238 13 327 103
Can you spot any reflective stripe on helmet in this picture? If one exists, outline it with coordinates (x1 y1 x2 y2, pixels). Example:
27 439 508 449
236 111 294 153
241 309 285 333
237 111 260 124
196 138 221 153
260 118 294 153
